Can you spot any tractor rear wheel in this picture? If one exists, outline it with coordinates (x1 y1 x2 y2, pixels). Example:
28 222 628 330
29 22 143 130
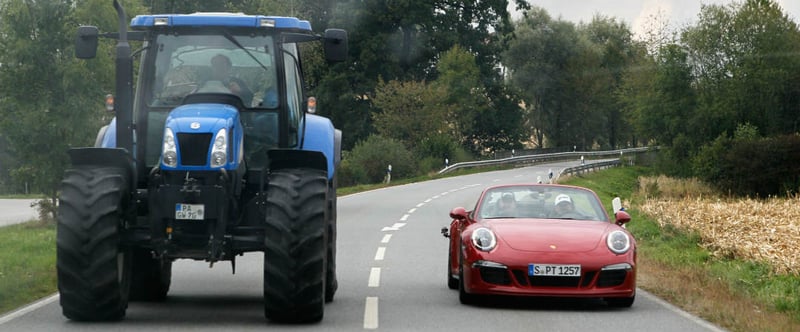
56 167 131 321
325 180 338 303
263 168 327 323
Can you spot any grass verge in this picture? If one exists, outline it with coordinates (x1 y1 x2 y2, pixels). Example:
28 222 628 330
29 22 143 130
0 222 57 315
561 166 800 332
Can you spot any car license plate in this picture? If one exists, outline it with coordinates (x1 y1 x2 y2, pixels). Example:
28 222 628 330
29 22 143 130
175 204 204 220
529 264 581 277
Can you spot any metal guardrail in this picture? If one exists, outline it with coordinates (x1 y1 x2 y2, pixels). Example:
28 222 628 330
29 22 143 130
558 159 621 179
437 147 652 175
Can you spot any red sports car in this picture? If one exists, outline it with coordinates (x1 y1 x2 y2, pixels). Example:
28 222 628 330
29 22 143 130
441 184 636 307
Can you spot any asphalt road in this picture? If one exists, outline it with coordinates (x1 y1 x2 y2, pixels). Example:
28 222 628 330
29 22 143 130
0 161 727 331
0 199 39 227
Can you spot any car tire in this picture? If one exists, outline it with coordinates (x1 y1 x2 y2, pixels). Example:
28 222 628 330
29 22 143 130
263 168 327 323
56 167 131 321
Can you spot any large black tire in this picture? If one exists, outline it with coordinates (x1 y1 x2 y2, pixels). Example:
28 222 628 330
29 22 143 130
263 168 327 323
325 180 338 303
129 248 172 302
57 167 131 321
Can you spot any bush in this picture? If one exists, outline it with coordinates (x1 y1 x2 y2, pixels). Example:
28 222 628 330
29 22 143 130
340 135 416 185
692 133 800 197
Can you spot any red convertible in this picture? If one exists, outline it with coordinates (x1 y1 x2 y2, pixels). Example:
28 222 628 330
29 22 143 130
441 184 636 307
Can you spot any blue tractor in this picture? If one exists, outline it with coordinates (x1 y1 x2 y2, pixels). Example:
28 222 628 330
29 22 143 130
57 1 346 323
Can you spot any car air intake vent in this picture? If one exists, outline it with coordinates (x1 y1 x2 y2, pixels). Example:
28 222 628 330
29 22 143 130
177 133 212 166
478 266 511 285
596 269 627 287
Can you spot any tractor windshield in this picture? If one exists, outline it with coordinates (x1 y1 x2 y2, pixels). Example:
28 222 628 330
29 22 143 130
149 33 277 109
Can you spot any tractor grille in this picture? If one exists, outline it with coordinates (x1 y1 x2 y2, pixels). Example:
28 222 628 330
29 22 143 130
177 133 212 166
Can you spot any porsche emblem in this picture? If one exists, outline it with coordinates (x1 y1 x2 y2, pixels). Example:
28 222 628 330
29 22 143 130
549 244 557 250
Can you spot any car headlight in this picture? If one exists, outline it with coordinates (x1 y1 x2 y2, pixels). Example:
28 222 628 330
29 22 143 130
471 227 497 252
607 230 631 254
162 128 177 167
210 128 227 168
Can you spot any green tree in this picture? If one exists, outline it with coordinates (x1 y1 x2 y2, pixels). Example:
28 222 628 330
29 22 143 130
681 0 800 144
0 0 101 215
579 15 640 149
620 43 695 147
320 0 529 151
503 7 586 149
371 78 450 151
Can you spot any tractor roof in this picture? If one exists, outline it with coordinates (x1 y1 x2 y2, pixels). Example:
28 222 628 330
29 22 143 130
130 13 312 31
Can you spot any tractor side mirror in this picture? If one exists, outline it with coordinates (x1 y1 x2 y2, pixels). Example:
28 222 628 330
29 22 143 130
75 26 99 59
323 29 348 63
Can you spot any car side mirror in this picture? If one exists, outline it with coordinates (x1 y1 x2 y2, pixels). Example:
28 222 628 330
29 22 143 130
449 207 468 221
614 210 631 226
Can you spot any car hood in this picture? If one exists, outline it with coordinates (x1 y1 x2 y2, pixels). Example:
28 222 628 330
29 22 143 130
489 219 614 252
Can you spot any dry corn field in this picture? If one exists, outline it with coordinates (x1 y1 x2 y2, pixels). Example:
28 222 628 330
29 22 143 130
637 176 800 275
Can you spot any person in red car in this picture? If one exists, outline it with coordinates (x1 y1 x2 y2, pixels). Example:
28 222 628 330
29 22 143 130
553 193 576 218
496 192 518 217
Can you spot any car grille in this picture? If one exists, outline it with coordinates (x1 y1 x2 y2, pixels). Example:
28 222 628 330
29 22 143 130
177 133 212 166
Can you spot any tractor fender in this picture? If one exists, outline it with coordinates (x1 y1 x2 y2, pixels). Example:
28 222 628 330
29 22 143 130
299 114 340 180
66 147 135 185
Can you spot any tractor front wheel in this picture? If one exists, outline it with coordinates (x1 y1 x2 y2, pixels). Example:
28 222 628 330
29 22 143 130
263 168 327 323
56 167 131 321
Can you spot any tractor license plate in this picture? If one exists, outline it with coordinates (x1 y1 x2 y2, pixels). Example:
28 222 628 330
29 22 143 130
529 264 581 277
175 204 204 220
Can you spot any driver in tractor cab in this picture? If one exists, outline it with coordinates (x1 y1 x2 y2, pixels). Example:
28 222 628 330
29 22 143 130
209 53 253 105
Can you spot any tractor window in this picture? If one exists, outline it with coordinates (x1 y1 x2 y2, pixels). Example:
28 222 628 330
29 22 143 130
282 44 303 147
149 33 277 108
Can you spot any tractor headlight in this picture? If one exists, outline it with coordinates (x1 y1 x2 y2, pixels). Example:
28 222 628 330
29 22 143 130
162 128 177 167
210 128 227 168
607 230 631 254
471 227 497 252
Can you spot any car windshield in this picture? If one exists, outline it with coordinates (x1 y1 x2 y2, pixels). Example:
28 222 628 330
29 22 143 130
149 33 277 109
477 186 608 221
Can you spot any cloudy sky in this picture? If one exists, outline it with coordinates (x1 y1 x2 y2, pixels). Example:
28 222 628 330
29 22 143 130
510 0 800 39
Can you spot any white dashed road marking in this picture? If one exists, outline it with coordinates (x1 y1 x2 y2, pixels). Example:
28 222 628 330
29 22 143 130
364 297 379 329
364 183 482 329
374 247 386 261
368 268 381 287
